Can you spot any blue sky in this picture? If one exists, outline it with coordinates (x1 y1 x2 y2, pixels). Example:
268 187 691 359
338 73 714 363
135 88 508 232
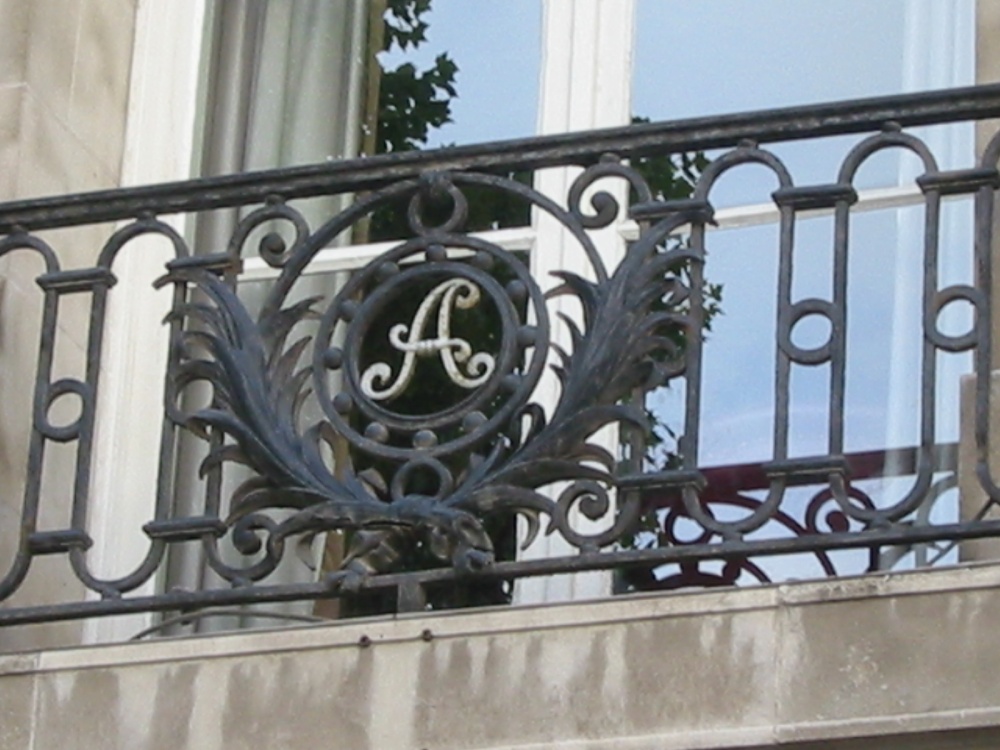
633 0 910 120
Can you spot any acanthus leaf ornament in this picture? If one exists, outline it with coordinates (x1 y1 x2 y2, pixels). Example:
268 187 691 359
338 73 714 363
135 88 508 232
168 167 689 583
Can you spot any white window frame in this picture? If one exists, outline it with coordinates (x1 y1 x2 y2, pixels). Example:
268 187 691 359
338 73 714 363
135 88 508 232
84 0 212 644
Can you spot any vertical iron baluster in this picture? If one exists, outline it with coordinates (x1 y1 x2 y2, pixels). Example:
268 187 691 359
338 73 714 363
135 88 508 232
0 236 61 600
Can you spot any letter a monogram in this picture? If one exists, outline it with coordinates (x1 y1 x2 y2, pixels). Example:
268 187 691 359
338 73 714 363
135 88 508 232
361 278 496 401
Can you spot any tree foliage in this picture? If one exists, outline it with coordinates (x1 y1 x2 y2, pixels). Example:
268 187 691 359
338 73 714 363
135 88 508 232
377 1 458 155
371 0 530 241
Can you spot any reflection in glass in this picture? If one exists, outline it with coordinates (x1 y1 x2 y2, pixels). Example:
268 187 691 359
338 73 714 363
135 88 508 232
633 0 974 195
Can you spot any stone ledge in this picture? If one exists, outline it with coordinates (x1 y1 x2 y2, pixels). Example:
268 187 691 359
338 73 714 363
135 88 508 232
4 562 1000 750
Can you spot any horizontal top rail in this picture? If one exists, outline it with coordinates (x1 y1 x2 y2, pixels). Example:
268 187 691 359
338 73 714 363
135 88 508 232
1 84 999 233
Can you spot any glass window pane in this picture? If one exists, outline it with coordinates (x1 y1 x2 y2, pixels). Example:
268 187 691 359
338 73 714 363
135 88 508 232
633 0 975 190
379 0 542 148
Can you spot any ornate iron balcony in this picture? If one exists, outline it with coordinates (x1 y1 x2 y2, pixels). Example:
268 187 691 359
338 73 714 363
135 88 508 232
3 85 1000 632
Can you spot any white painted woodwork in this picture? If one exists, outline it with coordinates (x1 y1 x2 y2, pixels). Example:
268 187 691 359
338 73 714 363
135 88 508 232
83 0 210 645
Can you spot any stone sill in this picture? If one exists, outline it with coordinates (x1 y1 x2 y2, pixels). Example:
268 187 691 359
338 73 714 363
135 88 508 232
5 563 1000 749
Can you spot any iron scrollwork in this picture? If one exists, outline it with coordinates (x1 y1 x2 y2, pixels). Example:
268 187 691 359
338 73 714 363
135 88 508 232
168 166 690 586
9 87 1000 629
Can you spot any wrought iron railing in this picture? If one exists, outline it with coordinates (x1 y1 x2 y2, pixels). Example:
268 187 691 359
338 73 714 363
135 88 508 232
3 85 1000 631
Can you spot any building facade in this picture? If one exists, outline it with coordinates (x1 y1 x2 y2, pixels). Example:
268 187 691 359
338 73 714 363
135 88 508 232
3 1 1000 748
